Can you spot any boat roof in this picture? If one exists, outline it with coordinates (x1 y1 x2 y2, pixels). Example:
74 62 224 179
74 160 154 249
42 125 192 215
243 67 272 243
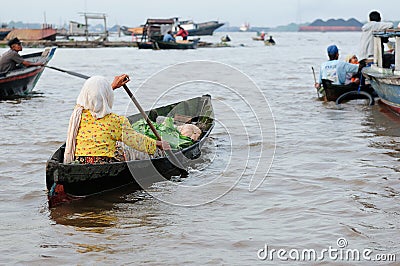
373 29 400 38
145 18 175 25
6 28 57 41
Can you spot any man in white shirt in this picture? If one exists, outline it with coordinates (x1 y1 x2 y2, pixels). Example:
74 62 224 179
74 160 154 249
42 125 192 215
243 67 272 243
359 11 393 61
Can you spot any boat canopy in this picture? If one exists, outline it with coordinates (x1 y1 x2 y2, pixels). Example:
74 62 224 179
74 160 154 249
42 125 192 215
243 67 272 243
372 29 400 73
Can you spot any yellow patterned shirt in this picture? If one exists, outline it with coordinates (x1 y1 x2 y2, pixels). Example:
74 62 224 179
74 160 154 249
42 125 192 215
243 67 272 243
75 110 156 157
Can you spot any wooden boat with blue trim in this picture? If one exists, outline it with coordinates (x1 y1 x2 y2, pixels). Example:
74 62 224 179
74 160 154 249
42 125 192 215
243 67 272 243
362 29 400 114
0 47 56 99
46 95 214 207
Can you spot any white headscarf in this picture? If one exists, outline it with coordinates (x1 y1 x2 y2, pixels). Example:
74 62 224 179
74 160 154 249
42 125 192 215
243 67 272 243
63 76 114 163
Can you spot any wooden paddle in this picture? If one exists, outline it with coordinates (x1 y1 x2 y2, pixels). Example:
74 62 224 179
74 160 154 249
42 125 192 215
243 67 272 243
311 66 319 98
45 65 90 79
121 83 186 169
312 66 327 102
121 84 162 141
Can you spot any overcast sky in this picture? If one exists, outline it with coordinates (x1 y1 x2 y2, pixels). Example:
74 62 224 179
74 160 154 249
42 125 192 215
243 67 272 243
1 0 399 27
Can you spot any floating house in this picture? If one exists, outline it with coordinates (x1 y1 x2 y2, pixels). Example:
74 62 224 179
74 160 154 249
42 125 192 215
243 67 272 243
68 21 88 35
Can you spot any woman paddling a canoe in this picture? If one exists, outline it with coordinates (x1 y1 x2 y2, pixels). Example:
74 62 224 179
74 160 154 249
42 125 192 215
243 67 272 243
64 74 171 164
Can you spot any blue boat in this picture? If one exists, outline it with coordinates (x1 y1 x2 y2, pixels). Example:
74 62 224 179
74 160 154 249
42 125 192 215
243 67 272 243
362 30 400 114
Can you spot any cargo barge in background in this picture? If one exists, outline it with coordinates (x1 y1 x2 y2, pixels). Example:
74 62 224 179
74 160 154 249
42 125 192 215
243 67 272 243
299 18 363 32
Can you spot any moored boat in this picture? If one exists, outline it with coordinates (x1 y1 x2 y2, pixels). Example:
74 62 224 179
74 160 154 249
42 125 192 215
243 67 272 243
46 95 214 207
123 19 223 37
5 25 57 41
173 20 224 36
0 47 56 99
362 30 400 114
120 25 144 36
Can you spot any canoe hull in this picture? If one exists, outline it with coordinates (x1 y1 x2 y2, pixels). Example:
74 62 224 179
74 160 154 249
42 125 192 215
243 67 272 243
321 79 375 102
137 40 198 50
46 95 214 207
363 69 400 114
137 41 155 49
264 40 276 46
155 40 198 49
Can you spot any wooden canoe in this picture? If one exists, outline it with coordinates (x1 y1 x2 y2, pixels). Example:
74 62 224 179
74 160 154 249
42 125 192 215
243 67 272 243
154 39 199 49
321 79 375 102
46 95 214 207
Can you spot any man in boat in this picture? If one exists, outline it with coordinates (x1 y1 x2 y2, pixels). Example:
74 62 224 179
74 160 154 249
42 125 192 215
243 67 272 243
175 25 189 41
359 11 393 63
260 31 265 40
0 37 44 74
314 45 360 90
265 36 275 45
221 35 231 42
163 30 176 42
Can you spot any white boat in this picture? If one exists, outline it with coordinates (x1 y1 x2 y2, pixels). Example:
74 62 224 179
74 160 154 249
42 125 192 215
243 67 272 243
239 22 250 32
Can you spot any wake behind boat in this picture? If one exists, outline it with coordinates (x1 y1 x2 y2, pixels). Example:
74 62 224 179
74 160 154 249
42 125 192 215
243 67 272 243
46 95 214 207
0 47 56 99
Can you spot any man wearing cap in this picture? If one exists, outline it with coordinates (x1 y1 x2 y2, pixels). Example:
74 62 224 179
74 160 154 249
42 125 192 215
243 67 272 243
314 44 360 90
359 11 393 61
0 37 44 74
